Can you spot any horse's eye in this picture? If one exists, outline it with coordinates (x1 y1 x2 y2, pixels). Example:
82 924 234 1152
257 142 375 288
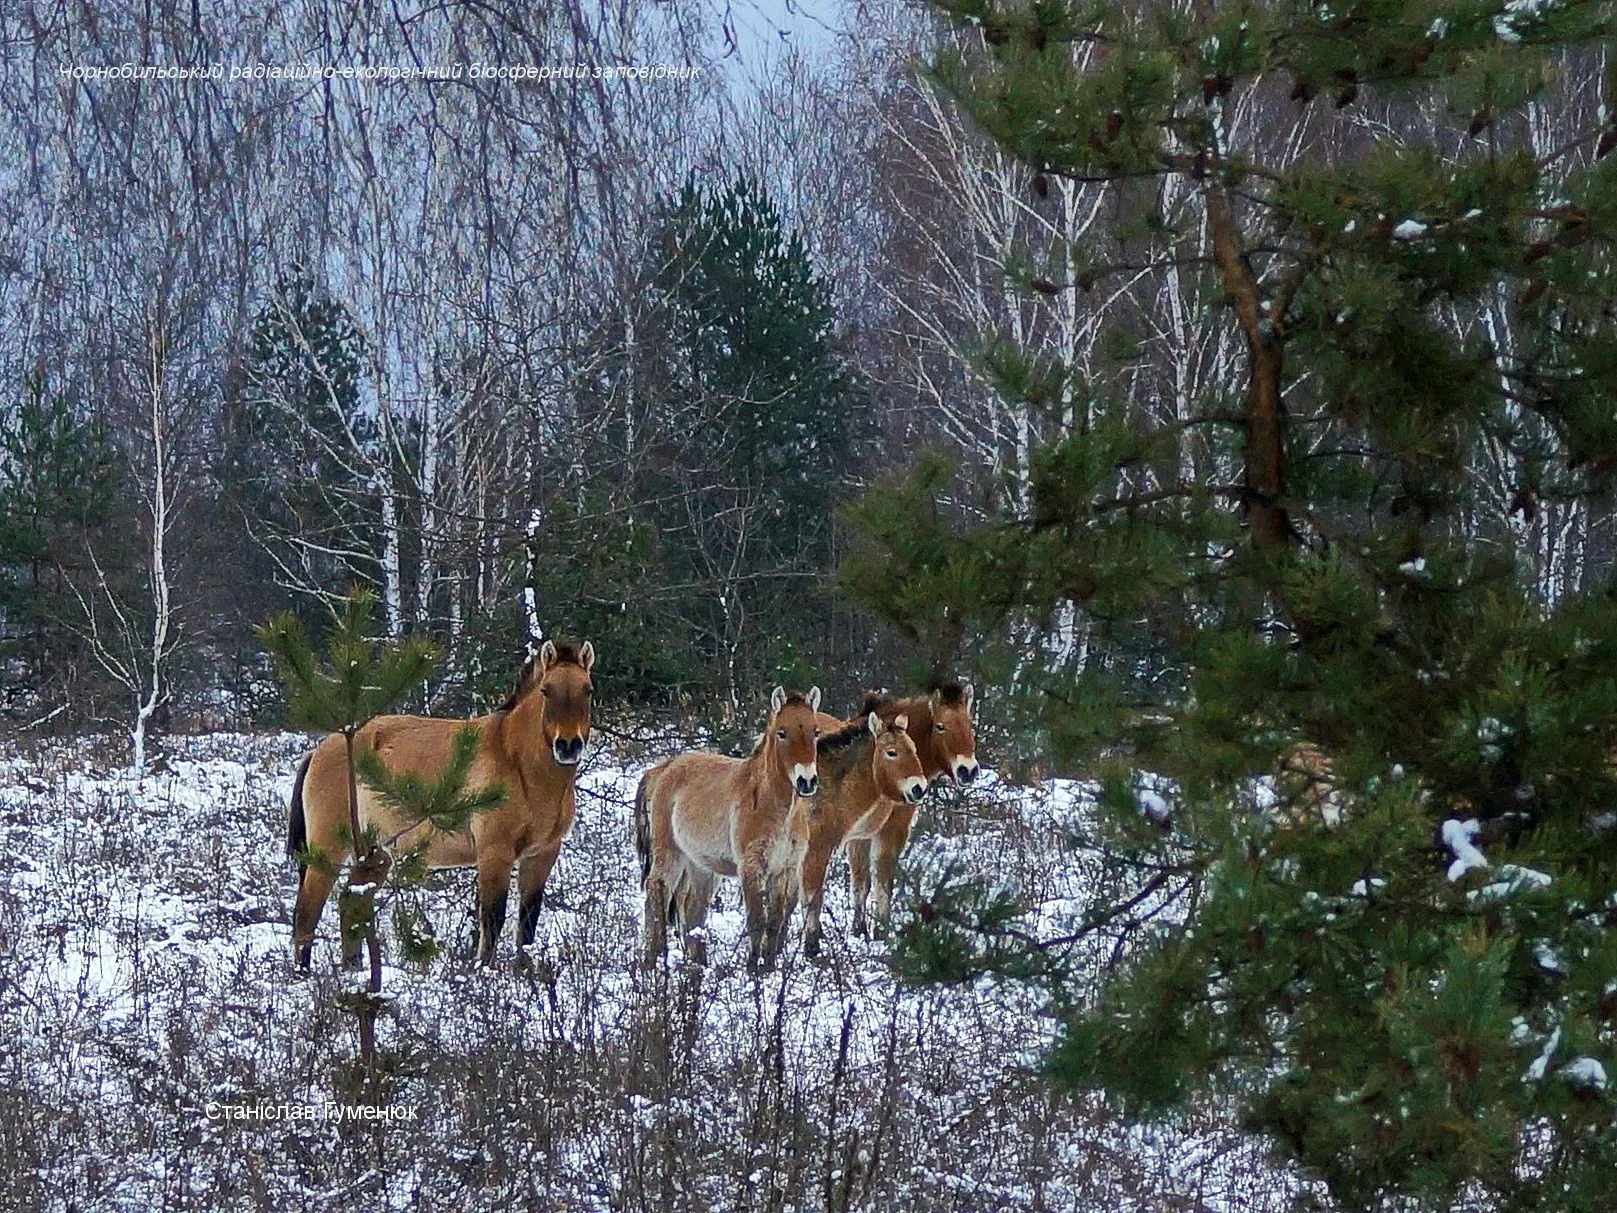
813 728 820 738
885 749 898 759
776 729 788 740
935 723 947 733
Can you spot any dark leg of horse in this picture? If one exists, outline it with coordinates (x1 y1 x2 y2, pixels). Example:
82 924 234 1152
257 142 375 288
292 863 339 970
475 847 515 966
799 843 833 959
872 809 916 939
847 839 873 938
516 844 561 949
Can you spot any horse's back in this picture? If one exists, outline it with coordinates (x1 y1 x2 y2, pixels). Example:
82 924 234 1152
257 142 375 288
650 750 746 872
299 714 497 865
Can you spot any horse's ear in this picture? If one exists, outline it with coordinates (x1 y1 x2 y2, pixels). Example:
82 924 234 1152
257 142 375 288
539 639 559 671
866 712 880 736
580 641 596 673
928 688 942 711
808 686 822 712
770 686 787 715
962 683 975 710
894 714 909 733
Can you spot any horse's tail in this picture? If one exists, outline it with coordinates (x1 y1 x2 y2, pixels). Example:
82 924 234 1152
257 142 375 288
633 768 681 927
633 771 653 885
287 752 312 874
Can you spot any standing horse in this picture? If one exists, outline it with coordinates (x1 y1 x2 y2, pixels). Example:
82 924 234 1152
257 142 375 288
636 686 821 971
288 639 595 968
843 683 978 937
795 713 927 958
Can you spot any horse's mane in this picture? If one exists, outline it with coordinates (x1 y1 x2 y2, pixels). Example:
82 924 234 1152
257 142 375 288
857 688 935 729
499 642 589 713
817 719 878 783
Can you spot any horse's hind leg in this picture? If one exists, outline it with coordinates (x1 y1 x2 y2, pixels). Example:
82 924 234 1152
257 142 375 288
847 839 873 938
292 864 338 969
475 845 517 966
643 865 674 969
675 868 716 967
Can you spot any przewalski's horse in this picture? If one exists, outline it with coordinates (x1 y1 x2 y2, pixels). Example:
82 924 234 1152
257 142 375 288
843 682 978 937
635 686 822 971
795 712 927 958
288 639 596 968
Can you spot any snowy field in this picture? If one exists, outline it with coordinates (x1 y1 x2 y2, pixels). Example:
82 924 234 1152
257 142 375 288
0 731 1308 1211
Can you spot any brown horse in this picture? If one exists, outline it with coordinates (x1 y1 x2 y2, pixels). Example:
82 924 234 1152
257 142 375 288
795 713 927 958
843 682 978 937
636 686 822 971
288 639 595 968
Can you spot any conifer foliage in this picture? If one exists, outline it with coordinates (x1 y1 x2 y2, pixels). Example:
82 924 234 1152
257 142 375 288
851 2 1617 1206
259 591 502 1003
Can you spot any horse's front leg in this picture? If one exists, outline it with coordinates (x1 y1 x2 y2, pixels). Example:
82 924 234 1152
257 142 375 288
475 844 517 966
515 843 562 973
799 842 833 960
739 845 771 972
871 814 914 940
847 839 873 938
771 864 800 964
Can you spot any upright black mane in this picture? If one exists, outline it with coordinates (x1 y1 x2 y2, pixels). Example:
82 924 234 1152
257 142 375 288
816 719 878 783
499 641 589 712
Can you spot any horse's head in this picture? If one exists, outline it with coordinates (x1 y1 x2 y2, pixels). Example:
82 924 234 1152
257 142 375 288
530 639 595 767
929 682 979 785
867 712 927 805
769 685 822 797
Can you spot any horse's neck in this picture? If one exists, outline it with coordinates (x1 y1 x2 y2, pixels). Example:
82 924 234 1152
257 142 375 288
902 699 947 779
747 739 792 806
496 702 570 807
836 754 881 819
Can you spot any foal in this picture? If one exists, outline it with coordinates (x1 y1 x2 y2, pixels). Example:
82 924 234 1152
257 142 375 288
289 639 594 968
795 713 927 958
636 686 821 971
844 683 978 937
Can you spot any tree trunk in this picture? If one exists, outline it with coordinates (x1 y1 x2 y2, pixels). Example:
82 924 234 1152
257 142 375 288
1205 185 1288 549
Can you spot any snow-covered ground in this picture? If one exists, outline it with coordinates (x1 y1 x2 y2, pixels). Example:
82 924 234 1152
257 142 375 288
0 732 1307 1211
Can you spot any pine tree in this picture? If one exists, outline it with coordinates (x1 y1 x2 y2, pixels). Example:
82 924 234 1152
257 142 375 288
620 175 874 709
0 374 125 720
258 589 439 999
849 3 1617 1207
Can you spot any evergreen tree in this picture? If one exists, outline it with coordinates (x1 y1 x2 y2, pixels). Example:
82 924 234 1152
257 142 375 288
259 590 441 999
849 3 1617 1207
0 375 125 720
641 176 872 710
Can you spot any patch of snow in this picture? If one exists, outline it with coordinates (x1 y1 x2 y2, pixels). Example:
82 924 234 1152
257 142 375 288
1392 219 1428 240
1560 1057 1607 1092
1442 818 1487 881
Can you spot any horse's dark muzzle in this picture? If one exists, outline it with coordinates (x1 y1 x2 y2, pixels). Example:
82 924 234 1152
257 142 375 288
553 736 585 765
955 762 979 784
795 774 819 797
